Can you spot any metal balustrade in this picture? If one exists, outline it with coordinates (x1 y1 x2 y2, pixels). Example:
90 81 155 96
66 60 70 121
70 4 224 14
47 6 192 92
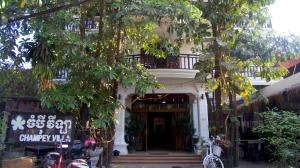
65 19 97 31
240 66 264 78
127 54 200 70
53 69 69 80
53 54 264 80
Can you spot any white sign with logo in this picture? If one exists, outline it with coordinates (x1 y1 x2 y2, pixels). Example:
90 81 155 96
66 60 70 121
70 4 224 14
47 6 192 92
6 112 74 144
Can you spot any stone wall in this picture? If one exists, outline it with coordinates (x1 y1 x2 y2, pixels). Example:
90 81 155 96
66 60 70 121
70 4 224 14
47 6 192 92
1 157 34 168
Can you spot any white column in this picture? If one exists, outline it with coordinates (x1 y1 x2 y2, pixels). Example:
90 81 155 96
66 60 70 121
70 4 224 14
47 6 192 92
192 99 199 136
113 95 128 155
197 91 209 140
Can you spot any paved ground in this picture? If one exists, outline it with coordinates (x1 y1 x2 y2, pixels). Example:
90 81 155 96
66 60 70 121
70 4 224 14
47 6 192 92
237 160 273 168
112 160 273 168
112 164 199 168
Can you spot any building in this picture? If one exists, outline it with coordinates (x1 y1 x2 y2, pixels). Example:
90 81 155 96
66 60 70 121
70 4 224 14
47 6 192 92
114 52 209 154
54 51 277 156
55 44 211 155
58 16 279 156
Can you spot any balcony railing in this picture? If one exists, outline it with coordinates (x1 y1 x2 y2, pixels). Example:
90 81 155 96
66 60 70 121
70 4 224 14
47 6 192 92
53 55 265 80
127 54 200 70
53 69 69 80
127 54 265 78
65 19 97 31
240 66 264 78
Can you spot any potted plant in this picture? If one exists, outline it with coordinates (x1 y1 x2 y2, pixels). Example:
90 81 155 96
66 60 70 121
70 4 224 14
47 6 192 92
175 116 194 151
125 109 144 152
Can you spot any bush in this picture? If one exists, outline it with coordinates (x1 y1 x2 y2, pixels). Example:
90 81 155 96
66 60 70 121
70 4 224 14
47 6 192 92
254 109 300 167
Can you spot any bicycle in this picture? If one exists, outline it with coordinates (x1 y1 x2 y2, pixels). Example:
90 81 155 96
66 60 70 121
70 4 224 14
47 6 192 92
202 136 224 168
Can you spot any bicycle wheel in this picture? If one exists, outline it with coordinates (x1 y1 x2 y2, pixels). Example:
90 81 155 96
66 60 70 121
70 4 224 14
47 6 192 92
203 155 224 168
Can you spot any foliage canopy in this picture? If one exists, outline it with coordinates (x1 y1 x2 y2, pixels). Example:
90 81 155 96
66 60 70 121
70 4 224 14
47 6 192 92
193 0 300 106
0 0 210 128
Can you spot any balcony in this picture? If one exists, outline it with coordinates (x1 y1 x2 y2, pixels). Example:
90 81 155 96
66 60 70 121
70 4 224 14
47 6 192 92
53 69 69 82
65 18 97 31
240 66 263 78
241 66 279 86
127 54 200 78
53 54 273 84
127 54 199 70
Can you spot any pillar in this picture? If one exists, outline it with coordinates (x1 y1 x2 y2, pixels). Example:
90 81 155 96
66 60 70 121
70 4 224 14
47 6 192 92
113 94 128 155
197 91 209 140
193 91 210 155
192 99 199 136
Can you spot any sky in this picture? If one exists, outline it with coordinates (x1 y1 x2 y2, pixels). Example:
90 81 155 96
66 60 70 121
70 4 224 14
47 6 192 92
269 0 300 35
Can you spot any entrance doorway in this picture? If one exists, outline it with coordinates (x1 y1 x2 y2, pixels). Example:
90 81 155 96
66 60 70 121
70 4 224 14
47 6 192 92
147 112 174 150
129 94 192 151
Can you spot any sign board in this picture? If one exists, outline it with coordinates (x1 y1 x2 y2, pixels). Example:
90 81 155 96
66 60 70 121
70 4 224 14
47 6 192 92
5 112 74 145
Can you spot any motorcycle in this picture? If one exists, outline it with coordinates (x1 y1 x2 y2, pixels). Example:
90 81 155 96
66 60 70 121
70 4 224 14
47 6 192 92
43 137 99 168
43 142 90 168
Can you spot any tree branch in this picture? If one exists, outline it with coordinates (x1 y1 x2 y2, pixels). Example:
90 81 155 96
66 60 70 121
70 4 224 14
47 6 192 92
5 0 92 25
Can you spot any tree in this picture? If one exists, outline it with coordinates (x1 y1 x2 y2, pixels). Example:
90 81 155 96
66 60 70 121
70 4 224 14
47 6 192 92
191 0 300 166
193 0 294 127
0 0 209 166
0 63 37 99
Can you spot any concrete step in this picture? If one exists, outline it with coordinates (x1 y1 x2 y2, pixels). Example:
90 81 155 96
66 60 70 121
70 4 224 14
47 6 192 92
112 153 202 165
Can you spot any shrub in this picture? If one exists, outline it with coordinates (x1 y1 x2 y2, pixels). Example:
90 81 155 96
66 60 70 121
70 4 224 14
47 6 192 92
254 109 300 167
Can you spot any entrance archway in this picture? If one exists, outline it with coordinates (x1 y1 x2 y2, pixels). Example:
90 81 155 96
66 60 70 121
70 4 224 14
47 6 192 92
126 94 193 151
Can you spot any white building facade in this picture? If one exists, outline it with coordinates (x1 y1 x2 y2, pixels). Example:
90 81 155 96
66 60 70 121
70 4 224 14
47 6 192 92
60 17 277 155
113 46 210 154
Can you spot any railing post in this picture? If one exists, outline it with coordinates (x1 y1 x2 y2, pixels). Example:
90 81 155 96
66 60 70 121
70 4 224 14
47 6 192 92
187 55 190 69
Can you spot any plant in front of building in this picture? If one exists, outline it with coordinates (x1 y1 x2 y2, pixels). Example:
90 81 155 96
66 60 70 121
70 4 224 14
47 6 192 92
176 116 194 135
254 109 300 168
125 109 144 152
175 116 194 150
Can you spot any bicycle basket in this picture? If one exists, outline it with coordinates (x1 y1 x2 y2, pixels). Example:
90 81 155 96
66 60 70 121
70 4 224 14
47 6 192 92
213 145 222 157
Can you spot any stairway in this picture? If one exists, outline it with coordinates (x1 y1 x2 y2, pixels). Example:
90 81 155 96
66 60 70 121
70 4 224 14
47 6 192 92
112 152 202 165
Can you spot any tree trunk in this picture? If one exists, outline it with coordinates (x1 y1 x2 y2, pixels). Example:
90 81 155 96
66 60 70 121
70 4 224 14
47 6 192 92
212 24 223 134
79 3 88 142
103 4 120 165
229 91 239 167
102 85 118 167
212 23 240 167
104 79 118 167
80 103 89 142
103 125 115 168
96 0 105 57
79 6 86 43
